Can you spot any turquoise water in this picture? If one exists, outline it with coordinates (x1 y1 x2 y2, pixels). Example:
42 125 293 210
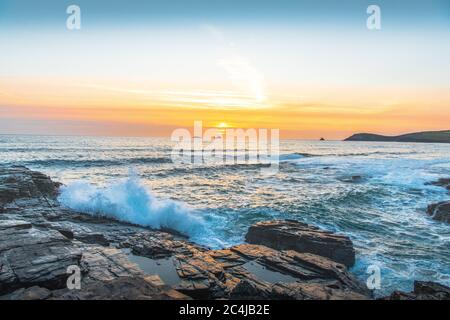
0 134 449 295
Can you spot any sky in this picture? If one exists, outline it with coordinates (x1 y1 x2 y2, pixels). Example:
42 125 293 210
1 0 449 139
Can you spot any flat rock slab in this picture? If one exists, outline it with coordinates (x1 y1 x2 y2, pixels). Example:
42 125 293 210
171 243 369 300
245 220 356 267
1 277 190 300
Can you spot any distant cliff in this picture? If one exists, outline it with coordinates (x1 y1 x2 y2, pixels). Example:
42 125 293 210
344 130 450 143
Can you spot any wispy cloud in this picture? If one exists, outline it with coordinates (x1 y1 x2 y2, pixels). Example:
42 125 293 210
80 84 266 110
203 24 267 104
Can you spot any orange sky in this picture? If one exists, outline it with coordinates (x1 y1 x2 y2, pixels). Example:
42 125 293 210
1 78 449 139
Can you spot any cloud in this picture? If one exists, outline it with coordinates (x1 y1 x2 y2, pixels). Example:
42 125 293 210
203 24 267 104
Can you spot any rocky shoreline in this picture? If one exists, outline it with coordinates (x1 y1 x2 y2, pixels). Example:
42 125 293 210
426 178 450 223
0 166 448 300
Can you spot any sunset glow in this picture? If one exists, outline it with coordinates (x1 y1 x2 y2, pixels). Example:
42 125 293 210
1 0 449 139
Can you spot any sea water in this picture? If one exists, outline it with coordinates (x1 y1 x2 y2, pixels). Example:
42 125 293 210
0 134 449 295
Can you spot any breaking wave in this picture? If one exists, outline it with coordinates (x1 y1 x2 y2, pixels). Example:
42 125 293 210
58 170 209 241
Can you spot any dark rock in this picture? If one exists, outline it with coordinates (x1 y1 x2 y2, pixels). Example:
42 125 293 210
427 178 450 192
427 201 450 223
0 218 82 294
386 281 450 300
229 279 269 299
0 166 60 206
57 229 74 239
271 282 368 300
119 232 205 258
0 286 52 300
75 232 109 246
49 277 189 300
245 220 356 267
171 244 369 300
0 165 191 299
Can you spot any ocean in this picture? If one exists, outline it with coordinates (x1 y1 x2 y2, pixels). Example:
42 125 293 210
0 134 449 296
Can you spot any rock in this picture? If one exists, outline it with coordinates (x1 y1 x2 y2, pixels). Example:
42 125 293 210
0 277 189 300
75 232 109 246
386 281 450 300
0 286 52 300
119 231 205 258
49 277 190 300
427 178 450 192
0 220 82 294
171 244 369 300
0 166 60 205
271 282 368 300
245 220 356 267
427 201 450 223
0 165 191 300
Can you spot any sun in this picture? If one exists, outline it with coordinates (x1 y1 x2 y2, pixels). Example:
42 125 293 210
216 122 229 129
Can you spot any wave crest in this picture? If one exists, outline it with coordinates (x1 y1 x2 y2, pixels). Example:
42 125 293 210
58 171 205 238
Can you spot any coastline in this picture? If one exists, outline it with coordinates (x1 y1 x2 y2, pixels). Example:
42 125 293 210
0 165 448 300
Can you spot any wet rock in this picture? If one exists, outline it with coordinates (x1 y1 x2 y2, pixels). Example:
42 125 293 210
119 231 205 258
427 178 450 192
0 165 191 299
50 277 191 300
76 233 109 246
171 244 369 300
229 279 271 299
0 166 60 205
0 286 52 300
80 246 143 282
386 281 450 300
0 218 82 294
271 282 368 300
427 201 450 223
245 220 356 267
231 244 367 294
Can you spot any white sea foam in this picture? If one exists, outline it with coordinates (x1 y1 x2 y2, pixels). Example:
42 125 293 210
58 170 208 241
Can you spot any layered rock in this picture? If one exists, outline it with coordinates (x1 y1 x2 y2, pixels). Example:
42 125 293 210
427 201 450 223
2 277 189 300
386 281 450 300
245 220 355 267
170 244 369 300
0 166 187 299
